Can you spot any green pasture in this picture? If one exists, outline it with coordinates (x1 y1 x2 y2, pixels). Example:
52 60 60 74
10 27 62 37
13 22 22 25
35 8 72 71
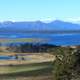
0 62 53 75
0 38 49 43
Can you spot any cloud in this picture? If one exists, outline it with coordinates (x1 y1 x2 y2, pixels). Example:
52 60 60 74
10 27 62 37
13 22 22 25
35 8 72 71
69 18 80 21
66 17 80 22
61 17 80 24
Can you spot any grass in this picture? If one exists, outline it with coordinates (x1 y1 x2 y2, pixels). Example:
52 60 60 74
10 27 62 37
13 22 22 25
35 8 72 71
0 73 53 80
0 52 54 80
0 55 54 80
0 38 49 43
0 62 53 80
0 62 53 74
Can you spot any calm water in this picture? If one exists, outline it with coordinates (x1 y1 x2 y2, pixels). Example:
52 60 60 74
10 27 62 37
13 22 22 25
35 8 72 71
0 56 15 60
0 33 80 46
0 55 32 60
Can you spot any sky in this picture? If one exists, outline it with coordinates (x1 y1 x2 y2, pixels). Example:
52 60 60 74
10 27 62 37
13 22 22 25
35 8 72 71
0 0 80 21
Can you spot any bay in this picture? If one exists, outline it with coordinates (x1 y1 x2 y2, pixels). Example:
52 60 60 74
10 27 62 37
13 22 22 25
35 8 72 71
0 32 80 46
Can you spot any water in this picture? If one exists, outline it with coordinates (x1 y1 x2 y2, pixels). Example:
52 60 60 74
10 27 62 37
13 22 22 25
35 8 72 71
0 32 80 46
0 55 32 60
0 56 16 60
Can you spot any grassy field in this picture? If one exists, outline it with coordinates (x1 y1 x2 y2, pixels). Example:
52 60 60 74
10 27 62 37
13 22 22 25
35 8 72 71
0 62 52 74
0 53 54 80
0 38 49 43
0 37 54 80
0 75 53 80
0 62 53 80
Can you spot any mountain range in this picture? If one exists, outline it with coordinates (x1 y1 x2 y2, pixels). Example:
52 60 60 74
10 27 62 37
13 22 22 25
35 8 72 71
0 20 80 33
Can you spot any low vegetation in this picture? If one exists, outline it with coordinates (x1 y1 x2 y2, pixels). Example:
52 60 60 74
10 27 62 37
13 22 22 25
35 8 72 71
49 47 80 80
0 41 80 80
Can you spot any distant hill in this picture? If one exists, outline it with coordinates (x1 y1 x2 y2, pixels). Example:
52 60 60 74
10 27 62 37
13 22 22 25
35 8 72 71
0 20 80 33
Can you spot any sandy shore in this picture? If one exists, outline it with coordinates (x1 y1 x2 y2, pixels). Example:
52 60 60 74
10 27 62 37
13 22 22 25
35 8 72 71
0 53 55 65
